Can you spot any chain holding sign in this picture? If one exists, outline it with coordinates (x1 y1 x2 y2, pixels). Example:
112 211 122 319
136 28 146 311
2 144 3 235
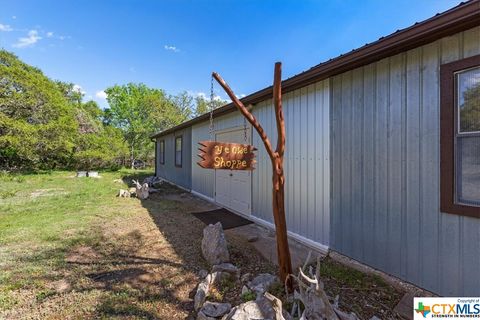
197 141 257 170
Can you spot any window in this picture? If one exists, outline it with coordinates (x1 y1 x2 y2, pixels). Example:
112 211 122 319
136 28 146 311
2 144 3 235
159 140 165 164
440 54 480 218
175 136 182 167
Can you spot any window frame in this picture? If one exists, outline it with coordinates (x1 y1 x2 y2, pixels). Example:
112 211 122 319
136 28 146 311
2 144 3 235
159 140 165 165
174 135 183 168
440 54 480 218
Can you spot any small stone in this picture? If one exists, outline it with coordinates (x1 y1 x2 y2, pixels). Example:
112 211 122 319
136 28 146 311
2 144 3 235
117 189 131 198
201 222 230 265
212 263 239 275
247 235 259 242
196 311 216 320
241 273 251 283
210 271 231 285
194 278 210 311
198 269 208 279
369 316 381 320
241 285 250 295
248 273 279 296
201 301 232 318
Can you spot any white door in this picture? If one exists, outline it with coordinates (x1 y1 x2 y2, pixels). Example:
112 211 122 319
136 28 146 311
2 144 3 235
215 129 252 215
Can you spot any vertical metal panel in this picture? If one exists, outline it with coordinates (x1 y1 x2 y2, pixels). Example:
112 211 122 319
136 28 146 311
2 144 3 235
330 27 480 296
155 127 192 190
250 80 331 246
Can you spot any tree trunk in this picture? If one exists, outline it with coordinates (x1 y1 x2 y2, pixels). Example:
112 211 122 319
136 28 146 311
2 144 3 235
130 143 135 170
212 62 293 291
272 157 292 287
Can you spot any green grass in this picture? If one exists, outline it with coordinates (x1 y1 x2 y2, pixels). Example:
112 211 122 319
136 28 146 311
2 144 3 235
0 169 153 317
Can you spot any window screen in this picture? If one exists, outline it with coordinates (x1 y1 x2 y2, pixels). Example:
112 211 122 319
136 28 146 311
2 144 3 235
175 136 182 167
456 67 480 206
159 140 165 164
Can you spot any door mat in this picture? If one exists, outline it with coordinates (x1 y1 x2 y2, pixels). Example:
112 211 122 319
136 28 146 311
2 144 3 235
190 208 253 230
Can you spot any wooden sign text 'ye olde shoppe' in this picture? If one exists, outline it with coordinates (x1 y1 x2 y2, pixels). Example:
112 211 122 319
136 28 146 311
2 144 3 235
197 141 257 170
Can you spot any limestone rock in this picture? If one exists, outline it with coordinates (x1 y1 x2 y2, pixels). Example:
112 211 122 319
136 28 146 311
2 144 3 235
248 273 279 296
198 269 208 279
241 285 250 295
212 263 239 277
201 222 230 265
197 311 216 320
210 271 232 285
194 278 210 311
117 189 131 198
240 273 251 283
201 301 232 318
223 297 291 320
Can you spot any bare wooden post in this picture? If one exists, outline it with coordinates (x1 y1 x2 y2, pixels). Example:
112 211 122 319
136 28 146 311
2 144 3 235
213 62 293 290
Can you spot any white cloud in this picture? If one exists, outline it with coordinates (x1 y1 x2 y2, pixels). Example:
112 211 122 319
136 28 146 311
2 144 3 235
164 45 180 53
46 32 54 38
0 23 13 32
73 84 86 95
194 91 224 102
11 16 16 20
13 30 41 48
95 90 107 100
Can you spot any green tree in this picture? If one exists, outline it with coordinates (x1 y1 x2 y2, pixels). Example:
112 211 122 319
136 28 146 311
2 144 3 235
194 95 227 117
0 50 77 169
104 83 188 168
55 81 83 105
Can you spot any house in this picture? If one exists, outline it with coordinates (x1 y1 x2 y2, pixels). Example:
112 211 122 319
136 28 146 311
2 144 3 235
151 1 480 296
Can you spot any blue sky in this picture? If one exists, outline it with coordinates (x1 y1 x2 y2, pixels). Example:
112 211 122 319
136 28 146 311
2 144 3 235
0 0 463 109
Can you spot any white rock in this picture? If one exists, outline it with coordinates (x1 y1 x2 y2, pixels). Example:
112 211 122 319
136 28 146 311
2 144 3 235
223 297 291 320
241 285 250 295
117 189 130 198
201 222 230 265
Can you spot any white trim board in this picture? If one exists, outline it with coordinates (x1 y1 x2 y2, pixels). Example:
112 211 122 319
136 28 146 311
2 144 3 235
191 190 215 203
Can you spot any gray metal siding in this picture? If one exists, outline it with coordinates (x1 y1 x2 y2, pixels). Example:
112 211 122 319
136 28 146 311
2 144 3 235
330 27 480 296
252 81 330 245
155 127 192 190
190 80 331 246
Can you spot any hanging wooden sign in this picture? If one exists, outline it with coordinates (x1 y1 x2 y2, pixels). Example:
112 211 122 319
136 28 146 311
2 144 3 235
197 141 257 170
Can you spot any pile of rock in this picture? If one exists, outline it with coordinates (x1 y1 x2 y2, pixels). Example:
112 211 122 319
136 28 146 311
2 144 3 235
117 176 165 199
195 222 289 320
